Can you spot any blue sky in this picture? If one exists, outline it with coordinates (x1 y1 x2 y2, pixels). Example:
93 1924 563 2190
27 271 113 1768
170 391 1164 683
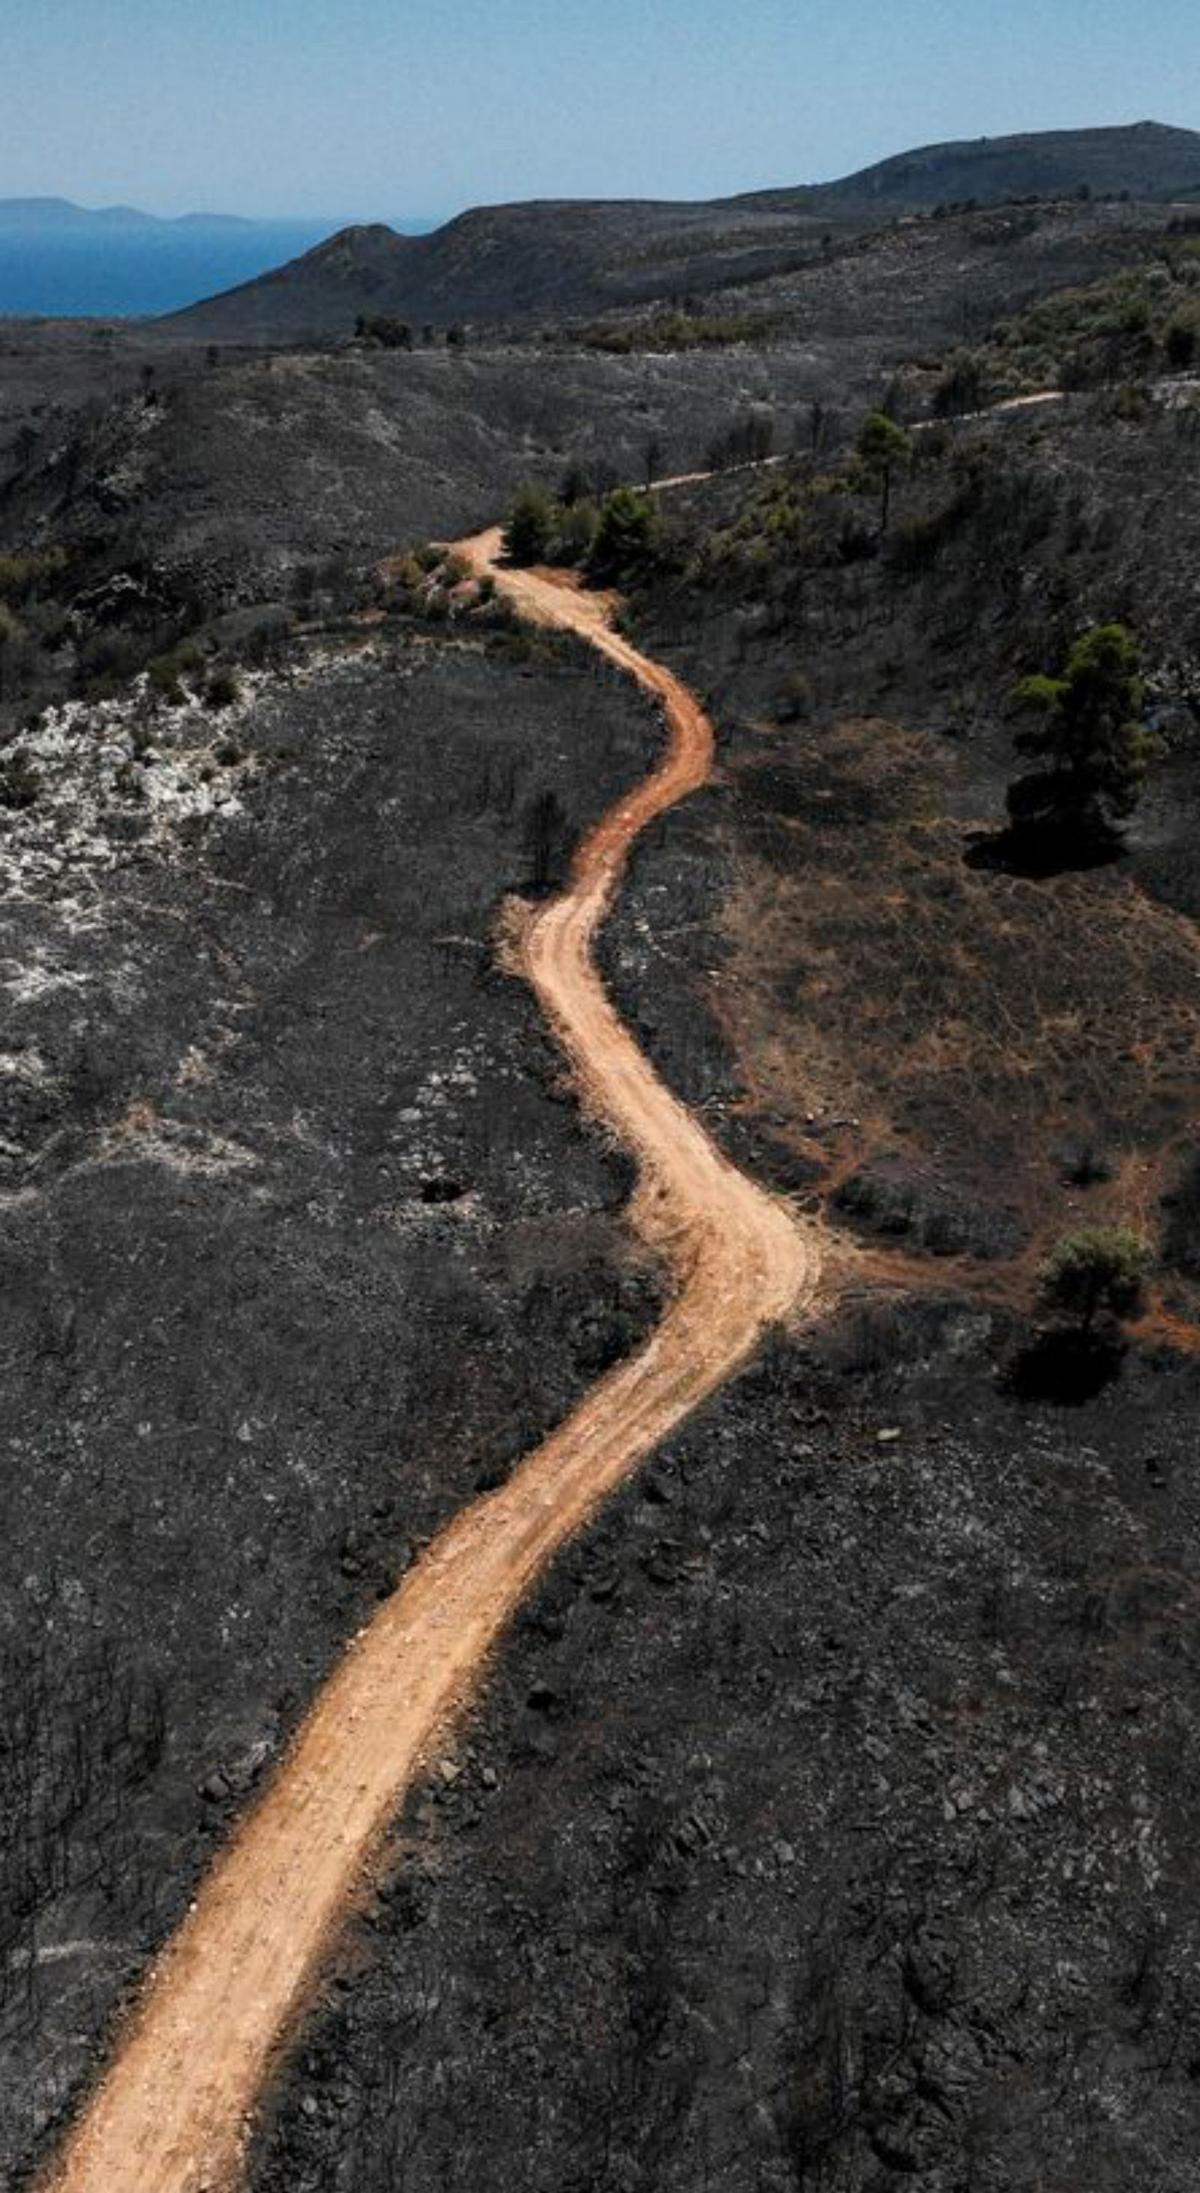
5 0 1199 220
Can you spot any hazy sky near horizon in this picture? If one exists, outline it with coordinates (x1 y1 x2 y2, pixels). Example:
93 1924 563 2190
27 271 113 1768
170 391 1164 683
5 0 1199 219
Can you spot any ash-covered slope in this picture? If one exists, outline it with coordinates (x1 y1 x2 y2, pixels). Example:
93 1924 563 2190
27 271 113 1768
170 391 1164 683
162 122 1200 344
819 117 1200 209
159 196 832 342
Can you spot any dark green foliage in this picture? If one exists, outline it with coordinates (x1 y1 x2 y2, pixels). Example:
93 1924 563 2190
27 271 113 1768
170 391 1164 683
586 489 663 586
552 499 600 566
354 315 412 350
576 310 773 356
932 353 986 417
148 664 185 707
0 547 68 604
1008 622 1153 840
504 487 556 567
982 249 1200 391
855 411 914 532
502 482 601 572
1040 1227 1150 1332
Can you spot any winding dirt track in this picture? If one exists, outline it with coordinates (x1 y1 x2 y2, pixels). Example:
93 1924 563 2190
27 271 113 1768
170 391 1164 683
45 531 822 2193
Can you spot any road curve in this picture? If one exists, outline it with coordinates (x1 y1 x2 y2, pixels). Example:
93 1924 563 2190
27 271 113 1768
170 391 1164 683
44 531 822 2193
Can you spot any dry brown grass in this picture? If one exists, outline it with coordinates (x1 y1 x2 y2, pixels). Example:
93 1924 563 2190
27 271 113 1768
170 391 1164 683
716 713 1200 1309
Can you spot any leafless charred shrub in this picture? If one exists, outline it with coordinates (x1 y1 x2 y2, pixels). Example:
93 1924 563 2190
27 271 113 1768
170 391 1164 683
705 412 775 473
1162 1150 1200 1278
0 1637 165 2041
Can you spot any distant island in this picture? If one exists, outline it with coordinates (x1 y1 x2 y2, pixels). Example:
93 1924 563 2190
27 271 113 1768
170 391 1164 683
0 199 441 318
0 198 258 231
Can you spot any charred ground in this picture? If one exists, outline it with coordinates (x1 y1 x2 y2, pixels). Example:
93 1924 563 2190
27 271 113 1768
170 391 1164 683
4 143 1200 2193
0 617 663 2176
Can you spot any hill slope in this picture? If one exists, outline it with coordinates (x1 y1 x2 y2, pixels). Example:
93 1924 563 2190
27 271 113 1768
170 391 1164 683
162 122 1200 342
821 117 1200 208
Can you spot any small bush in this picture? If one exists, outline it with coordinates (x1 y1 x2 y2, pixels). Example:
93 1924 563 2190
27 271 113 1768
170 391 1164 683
354 314 412 350
0 751 40 809
113 760 145 802
204 667 241 711
504 487 556 567
578 310 771 355
75 629 141 697
1041 1227 1150 1332
0 546 68 604
147 656 186 707
388 551 426 597
775 670 813 723
550 499 600 567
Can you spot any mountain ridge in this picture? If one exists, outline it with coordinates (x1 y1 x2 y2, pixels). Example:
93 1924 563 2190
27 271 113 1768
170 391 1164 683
161 121 1200 341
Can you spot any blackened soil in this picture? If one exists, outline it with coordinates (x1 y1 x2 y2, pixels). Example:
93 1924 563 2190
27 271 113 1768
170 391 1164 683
0 633 662 2178
246 1312 1200 2193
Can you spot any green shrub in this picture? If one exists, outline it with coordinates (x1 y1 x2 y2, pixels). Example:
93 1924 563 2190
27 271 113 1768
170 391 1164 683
147 656 186 707
855 411 914 532
550 498 599 566
1009 622 1153 841
579 310 772 355
504 487 556 567
1041 1228 1150 1332
586 489 663 585
0 546 68 603
354 314 412 350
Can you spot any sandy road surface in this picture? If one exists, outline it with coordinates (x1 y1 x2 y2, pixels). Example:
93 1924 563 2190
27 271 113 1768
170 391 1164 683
46 534 821 2193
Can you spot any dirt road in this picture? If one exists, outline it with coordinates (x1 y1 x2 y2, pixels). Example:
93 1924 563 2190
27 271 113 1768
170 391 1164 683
45 535 822 2193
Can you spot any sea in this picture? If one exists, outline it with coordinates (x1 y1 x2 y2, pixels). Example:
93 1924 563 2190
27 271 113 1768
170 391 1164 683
0 219 434 320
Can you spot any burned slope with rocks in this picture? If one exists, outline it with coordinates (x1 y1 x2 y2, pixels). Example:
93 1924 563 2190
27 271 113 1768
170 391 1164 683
164 122 1200 344
0 608 673 2180
245 1321 1200 2193
0 187 1181 731
5 121 1200 2193
242 279 1200 2193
